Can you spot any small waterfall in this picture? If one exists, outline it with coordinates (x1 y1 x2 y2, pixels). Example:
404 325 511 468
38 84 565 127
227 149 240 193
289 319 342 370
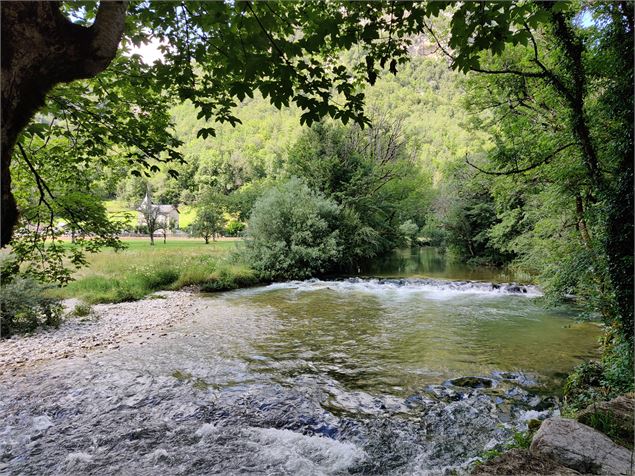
262 277 543 297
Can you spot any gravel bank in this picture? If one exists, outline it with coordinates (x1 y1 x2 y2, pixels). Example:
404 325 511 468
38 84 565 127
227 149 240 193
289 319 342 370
0 291 207 376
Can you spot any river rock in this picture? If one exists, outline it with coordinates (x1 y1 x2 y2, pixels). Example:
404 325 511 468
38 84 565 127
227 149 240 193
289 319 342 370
577 394 634 449
449 376 494 389
472 448 580 475
530 417 633 475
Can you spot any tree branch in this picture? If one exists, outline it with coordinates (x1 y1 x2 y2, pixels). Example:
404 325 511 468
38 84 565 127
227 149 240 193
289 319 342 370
465 142 577 176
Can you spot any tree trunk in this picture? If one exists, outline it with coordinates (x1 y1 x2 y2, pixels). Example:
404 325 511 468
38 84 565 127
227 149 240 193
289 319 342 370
150 233 154 246
549 8 602 190
575 194 592 248
1 1 127 247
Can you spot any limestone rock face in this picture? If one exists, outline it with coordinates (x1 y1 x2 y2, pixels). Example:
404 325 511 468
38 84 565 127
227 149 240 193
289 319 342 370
530 417 633 475
577 394 635 449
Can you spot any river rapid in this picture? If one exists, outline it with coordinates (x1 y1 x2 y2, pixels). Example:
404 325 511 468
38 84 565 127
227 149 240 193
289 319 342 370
0 250 601 475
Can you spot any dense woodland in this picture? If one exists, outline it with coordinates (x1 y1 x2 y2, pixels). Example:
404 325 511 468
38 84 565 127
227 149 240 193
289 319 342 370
1 1 633 413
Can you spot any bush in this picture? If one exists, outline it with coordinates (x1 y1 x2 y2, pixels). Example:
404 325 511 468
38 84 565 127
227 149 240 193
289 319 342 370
0 278 63 337
244 178 342 280
225 219 246 237
198 265 260 292
600 331 634 394
72 303 92 317
563 361 608 413
399 219 419 244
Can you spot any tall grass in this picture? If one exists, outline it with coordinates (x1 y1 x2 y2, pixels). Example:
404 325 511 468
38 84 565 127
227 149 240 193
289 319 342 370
51 239 260 304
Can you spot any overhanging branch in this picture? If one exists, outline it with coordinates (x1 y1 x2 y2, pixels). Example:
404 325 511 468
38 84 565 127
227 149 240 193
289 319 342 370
465 142 577 176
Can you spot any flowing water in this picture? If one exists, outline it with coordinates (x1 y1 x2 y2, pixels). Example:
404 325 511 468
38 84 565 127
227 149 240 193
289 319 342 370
0 249 601 475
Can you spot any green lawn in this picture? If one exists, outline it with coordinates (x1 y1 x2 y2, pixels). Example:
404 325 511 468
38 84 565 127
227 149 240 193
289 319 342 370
53 238 260 304
116 237 235 251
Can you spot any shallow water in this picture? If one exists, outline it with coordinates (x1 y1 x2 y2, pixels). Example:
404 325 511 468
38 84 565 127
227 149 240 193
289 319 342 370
0 255 601 475
235 278 598 394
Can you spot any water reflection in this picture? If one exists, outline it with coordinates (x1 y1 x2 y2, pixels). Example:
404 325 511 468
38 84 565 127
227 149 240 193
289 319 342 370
357 246 529 282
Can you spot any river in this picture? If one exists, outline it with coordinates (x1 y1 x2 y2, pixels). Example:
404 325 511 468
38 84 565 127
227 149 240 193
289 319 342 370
0 248 601 475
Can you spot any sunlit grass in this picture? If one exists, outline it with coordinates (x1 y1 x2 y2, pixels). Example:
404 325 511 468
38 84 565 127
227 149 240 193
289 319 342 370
51 238 260 303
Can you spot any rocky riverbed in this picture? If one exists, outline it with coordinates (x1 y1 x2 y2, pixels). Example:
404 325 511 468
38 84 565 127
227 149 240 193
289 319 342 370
0 291 201 377
0 281 604 474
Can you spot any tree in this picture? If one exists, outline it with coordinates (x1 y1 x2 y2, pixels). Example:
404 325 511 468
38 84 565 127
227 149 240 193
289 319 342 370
138 196 163 246
2 1 441 247
245 178 342 280
285 118 431 269
425 1 633 389
1 1 127 246
192 200 226 244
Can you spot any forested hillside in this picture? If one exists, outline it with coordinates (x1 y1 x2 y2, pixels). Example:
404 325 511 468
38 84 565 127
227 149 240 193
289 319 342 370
103 53 492 256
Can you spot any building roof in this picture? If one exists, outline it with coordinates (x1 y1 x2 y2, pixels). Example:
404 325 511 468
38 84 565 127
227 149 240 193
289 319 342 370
137 190 179 214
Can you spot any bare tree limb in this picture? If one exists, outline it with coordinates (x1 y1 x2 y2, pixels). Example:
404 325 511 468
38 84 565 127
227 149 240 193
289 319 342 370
465 142 577 176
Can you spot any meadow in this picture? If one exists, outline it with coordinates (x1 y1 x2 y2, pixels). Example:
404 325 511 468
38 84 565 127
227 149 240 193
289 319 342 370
52 238 260 304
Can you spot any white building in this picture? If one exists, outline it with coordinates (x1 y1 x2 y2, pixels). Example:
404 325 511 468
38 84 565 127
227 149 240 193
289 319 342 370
136 191 179 229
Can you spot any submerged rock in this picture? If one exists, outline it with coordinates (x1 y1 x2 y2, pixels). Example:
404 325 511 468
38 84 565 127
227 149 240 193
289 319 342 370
449 376 494 389
491 370 538 387
530 417 633 475
417 393 519 467
576 394 634 449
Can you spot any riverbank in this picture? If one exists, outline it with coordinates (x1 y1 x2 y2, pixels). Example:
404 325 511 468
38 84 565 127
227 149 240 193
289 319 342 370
0 291 204 377
48 238 260 304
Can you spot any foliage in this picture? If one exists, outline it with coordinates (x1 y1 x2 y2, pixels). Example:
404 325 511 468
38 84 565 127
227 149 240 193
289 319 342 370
191 194 226 244
475 429 535 466
599 331 635 395
4 195 125 285
71 303 92 318
244 178 342 280
8 50 184 281
224 219 246 237
127 2 445 132
398 220 419 245
428 1 633 393
138 194 165 246
0 277 63 338
285 119 432 268
563 361 610 413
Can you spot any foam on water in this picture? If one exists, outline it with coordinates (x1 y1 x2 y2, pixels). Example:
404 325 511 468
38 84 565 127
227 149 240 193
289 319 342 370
194 422 218 438
251 427 367 475
260 277 543 298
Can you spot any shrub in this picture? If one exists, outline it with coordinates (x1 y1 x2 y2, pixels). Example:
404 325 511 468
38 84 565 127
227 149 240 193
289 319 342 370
244 178 342 280
0 278 63 337
199 264 259 292
563 361 607 413
399 219 419 244
225 219 246 237
72 303 92 317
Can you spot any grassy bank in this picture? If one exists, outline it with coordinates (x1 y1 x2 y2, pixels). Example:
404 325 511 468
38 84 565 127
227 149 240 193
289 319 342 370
51 238 261 304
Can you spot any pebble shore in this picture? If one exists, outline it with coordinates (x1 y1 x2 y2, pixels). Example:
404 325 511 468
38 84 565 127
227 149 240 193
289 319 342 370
0 291 205 376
